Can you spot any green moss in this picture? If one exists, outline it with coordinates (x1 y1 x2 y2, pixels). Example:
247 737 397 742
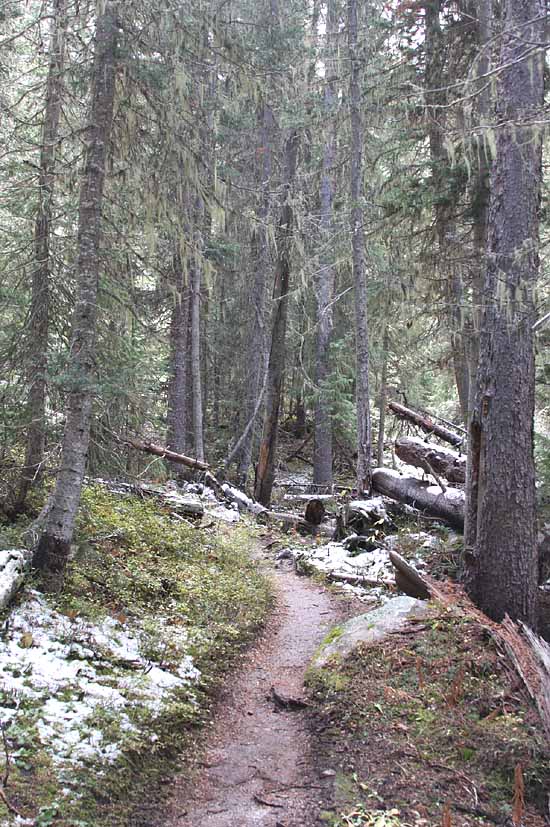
2 485 271 826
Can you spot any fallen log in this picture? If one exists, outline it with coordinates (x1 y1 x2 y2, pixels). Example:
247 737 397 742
86 478 205 518
257 510 333 537
372 468 464 530
124 437 209 472
395 436 466 484
388 402 464 447
389 551 430 600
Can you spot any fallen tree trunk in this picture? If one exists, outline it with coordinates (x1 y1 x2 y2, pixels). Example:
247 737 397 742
388 402 464 447
124 437 209 472
257 510 333 537
395 436 466 484
372 468 464 530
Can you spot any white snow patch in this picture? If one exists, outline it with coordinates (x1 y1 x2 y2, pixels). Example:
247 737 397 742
205 504 240 523
0 592 200 775
0 549 32 610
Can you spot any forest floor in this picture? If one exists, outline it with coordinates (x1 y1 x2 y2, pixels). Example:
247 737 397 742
156 550 352 827
0 474 549 827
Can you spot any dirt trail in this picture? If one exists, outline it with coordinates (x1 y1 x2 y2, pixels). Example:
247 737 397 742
158 559 345 827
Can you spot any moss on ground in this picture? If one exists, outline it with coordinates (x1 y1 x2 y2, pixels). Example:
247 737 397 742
0 485 271 826
307 609 550 827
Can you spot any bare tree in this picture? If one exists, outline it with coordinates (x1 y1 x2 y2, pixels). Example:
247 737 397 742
14 0 68 513
348 0 372 494
34 1 119 588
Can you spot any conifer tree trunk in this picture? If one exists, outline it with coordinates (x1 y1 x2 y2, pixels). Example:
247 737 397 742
14 0 68 513
348 0 371 495
237 102 275 482
254 131 299 506
464 0 544 625
464 0 493 551
166 255 190 463
377 324 389 468
34 2 119 588
190 256 205 463
313 0 338 489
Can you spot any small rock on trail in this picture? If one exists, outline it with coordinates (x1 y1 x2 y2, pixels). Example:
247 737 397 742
157 560 346 827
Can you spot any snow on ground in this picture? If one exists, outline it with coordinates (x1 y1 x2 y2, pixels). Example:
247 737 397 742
289 532 441 602
0 591 200 782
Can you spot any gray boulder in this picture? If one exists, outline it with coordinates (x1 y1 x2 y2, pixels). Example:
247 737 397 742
312 595 431 668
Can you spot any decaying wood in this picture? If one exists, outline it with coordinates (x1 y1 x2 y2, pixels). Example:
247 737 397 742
327 570 394 589
389 401 464 447
395 436 466 484
372 468 464 530
257 510 333 537
124 437 209 472
389 551 430 600
304 498 326 525
388 557 550 743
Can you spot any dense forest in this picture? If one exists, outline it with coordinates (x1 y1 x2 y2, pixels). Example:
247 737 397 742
0 2 550 825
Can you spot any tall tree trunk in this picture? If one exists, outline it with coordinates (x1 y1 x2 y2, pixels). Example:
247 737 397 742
377 324 389 467
254 131 300 506
166 255 190 467
190 255 205 463
14 0 68 513
464 0 493 552
425 0 469 422
464 0 544 625
34 2 119 588
313 0 338 488
348 0 372 495
237 102 275 482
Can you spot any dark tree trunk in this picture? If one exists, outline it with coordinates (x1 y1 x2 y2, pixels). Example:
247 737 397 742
237 102 275 482
376 324 389 467
313 0 338 488
464 0 493 549
34 2 119 588
14 0 68 513
166 255 190 469
464 0 544 625
254 131 300 506
348 0 372 495
190 255 205 463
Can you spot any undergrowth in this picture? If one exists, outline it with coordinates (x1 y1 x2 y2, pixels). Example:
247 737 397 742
308 609 550 827
0 485 271 826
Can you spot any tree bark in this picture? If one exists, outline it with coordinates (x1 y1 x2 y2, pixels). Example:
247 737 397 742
395 436 466 484
372 468 465 530
190 255 205 463
348 0 372 495
464 0 545 625
464 0 493 550
237 101 275 482
34 2 119 588
376 324 389 467
254 131 300 506
166 254 190 469
14 0 68 513
313 0 338 488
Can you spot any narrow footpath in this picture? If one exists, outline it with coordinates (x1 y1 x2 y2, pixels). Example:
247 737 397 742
158 557 345 827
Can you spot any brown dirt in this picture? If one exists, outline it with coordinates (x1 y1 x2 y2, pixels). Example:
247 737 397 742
157 557 351 827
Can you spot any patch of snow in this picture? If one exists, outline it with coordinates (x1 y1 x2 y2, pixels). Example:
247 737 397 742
206 504 240 523
0 591 200 779
0 549 32 610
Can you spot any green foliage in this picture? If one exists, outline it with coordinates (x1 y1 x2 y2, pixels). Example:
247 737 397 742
6 486 271 826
